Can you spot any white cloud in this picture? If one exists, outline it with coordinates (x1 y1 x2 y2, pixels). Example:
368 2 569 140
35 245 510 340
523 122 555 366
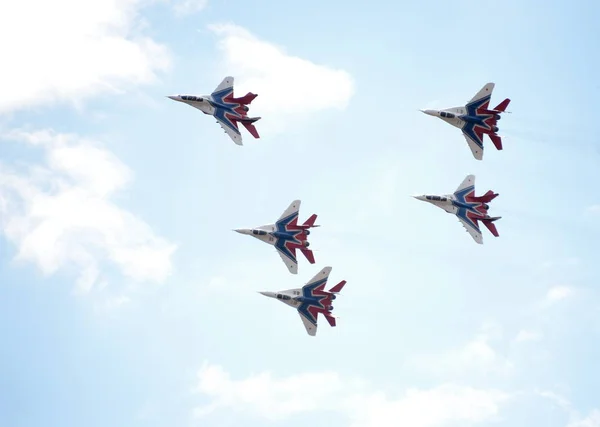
545 285 573 303
514 329 543 343
0 129 176 292
405 323 514 377
209 23 354 133
585 205 600 215
569 410 600 427
193 362 510 427
173 0 208 15
0 0 170 113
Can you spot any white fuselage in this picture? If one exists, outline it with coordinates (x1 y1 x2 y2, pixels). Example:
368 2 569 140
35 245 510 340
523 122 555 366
413 194 457 214
234 225 277 245
421 107 466 130
259 290 303 308
168 94 215 115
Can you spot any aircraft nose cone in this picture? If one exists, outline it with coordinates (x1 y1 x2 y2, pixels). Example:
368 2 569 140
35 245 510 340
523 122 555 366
234 228 251 235
420 109 437 116
412 195 426 201
167 95 179 101
258 291 275 298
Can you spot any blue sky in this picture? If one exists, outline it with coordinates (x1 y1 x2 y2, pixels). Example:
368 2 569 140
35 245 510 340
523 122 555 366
1 0 599 426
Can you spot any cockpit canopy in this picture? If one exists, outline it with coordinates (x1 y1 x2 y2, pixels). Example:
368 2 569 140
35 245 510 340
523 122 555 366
440 111 456 118
425 195 448 202
276 294 291 300
252 230 268 236
181 95 203 102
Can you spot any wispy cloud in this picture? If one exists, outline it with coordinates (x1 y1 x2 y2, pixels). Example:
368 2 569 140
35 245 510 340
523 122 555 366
404 322 514 378
0 129 176 292
172 0 208 16
568 410 600 427
585 205 600 215
514 329 543 343
193 362 511 427
545 285 573 303
209 23 354 134
0 0 170 113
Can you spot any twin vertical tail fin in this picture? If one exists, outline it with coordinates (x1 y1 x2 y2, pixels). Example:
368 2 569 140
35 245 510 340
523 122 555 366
488 98 509 151
481 216 501 237
323 280 346 327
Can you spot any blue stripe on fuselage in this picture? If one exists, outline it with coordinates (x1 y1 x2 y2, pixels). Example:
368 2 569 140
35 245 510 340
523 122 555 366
459 96 494 149
274 212 302 263
210 87 243 134
297 278 328 324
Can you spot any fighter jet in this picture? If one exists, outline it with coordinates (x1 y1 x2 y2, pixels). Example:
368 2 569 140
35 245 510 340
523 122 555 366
259 266 346 336
413 175 501 244
168 76 261 145
420 83 510 160
234 200 319 274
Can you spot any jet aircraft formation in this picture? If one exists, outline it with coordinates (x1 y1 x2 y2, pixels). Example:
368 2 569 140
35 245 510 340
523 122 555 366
168 77 511 336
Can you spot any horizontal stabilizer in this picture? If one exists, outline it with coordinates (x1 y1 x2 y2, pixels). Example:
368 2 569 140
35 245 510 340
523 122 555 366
489 134 503 150
328 280 346 294
470 190 499 203
493 98 511 112
300 248 316 264
482 217 501 237
302 214 319 228
233 92 258 105
241 119 260 139
324 313 337 327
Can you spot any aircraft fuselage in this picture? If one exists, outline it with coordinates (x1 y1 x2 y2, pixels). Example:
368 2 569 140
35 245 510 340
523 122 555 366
422 108 499 133
259 290 333 311
167 94 248 119
234 227 310 247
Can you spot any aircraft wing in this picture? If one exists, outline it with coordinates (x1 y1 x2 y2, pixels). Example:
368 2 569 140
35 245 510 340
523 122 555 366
277 200 301 223
298 311 317 336
461 131 484 160
215 116 243 145
275 247 298 274
457 215 483 244
302 266 332 296
212 76 234 96
467 82 494 105
455 174 475 195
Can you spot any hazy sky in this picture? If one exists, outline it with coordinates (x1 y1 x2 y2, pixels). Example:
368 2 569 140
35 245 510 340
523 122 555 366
1 1 599 426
